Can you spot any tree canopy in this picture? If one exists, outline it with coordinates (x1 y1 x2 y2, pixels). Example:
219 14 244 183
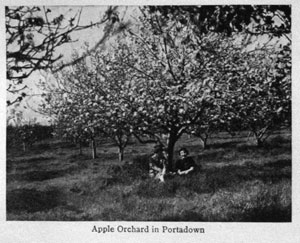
147 5 291 40
35 5 291 162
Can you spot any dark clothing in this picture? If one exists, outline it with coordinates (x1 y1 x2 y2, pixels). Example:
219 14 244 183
149 153 167 177
175 157 196 173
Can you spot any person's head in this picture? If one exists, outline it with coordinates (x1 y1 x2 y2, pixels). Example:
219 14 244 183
179 147 189 159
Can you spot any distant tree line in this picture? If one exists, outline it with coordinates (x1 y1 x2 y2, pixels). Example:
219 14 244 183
7 124 54 152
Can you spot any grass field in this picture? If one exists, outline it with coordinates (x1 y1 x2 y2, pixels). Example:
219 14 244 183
6 131 291 221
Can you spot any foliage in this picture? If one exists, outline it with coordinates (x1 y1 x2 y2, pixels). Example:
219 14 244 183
219 44 291 146
44 52 104 158
38 5 291 161
89 47 136 161
147 5 291 39
189 102 221 149
143 5 291 147
115 8 252 166
39 46 135 160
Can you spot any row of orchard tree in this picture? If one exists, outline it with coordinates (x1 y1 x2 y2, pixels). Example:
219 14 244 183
7 110 54 152
7 124 54 152
38 6 291 165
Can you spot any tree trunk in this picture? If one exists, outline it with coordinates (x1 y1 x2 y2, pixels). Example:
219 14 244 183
22 142 26 152
201 134 209 150
256 137 264 147
254 131 265 147
91 138 97 159
166 133 177 171
118 146 124 162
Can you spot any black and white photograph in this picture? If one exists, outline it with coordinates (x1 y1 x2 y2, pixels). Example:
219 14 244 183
1 1 299 242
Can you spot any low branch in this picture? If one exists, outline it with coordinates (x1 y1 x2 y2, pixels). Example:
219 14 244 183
132 132 161 144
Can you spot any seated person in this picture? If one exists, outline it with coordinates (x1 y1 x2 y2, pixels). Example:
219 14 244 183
175 147 197 175
149 144 167 182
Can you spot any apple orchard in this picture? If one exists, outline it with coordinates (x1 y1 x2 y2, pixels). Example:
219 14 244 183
7 6 290 165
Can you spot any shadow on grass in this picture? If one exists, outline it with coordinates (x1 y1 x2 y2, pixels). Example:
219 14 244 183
242 204 291 222
7 156 56 173
7 156 55 165
7 188 65 214
195 150 228 163
264 159 291 168
204 160 291 192
67 153 90 162
7 167 76 182
50 141 77 149
195 141 291 163
206 141 241 150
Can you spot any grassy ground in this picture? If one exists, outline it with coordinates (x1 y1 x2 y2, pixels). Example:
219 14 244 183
6 131 291 221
